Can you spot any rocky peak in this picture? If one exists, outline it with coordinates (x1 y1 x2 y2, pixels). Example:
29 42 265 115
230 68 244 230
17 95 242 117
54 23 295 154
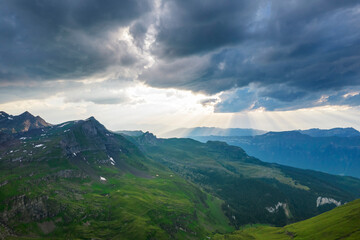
0 111 50 133
137 131 159 145
0 111 9 118
76 116 107 136
19 111 34 118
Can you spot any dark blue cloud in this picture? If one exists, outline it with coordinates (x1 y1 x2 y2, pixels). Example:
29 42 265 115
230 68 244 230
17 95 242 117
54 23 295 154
1 0 360 112
143 0 360 111
0 0 153 82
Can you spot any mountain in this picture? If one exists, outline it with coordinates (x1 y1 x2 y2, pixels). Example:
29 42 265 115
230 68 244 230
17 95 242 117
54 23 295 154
163 127 267 138
192 132 360 178
129 133 360 228
117 130 145 137
0 111 51 133
299 127 360 137
2 112 360 239
164 127 360 139
214 198 360 239
0 115 232 239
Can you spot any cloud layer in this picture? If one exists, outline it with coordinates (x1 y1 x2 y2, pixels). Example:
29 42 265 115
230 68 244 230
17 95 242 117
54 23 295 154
1 0 360 112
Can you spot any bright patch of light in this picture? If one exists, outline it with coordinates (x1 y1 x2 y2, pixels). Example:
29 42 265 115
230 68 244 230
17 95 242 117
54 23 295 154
1 82 360 137
343 92 359 98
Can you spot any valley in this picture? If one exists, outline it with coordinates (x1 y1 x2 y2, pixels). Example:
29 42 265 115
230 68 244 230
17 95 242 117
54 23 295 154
0 112 359 239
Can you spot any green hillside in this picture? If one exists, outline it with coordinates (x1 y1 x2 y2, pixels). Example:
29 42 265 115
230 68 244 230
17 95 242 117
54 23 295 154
1 115 360 239
0 118 232 239
214 198 360 240
131 133 360 227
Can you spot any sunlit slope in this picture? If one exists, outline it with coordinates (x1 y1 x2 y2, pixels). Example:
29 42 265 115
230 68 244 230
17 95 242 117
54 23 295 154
214 198 360 240
131 133 360 227
0 118 232 239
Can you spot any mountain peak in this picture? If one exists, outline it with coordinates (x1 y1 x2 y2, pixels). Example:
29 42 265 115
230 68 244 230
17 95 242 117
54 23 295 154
19 111 33 117
18 111 39 121
0 111 9 118
0 111 50 133
137 131 159 145
84 116 99 123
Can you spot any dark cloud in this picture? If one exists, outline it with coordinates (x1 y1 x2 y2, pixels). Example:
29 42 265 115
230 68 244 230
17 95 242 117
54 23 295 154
151 0 260 58
0 0 152 83
215 86 360 112
200 98 218 107
142 0 360 111
1 0 360 112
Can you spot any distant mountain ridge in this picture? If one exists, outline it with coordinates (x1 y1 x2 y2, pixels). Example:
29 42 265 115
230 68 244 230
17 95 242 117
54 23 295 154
0 111 51 133
193 131 360 178
163 126 360 138
117 130 145 137
298 127 360 137
163 127 267 138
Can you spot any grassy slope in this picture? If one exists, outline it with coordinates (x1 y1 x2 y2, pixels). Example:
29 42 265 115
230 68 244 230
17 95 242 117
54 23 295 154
134 136 360 227
0 121 233 239
214 198 360 240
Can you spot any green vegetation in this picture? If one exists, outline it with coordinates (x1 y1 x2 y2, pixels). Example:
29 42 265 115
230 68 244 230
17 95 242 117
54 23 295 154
0 118 233 239
214 199 360 240
1 116 360 239
133 135 360 227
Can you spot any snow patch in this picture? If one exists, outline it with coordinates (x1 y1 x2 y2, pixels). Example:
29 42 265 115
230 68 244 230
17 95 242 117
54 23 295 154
100 176 106 181
58 123 69 128
73 153 77 156
64 129 70 133
266 202 285 213
20 137 27 140
8 117 13 120
316 197 341 207
107 156 116 165
34 144 44 148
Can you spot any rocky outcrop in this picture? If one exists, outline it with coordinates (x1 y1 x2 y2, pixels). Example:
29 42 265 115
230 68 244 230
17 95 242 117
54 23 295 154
1 195 60 222
137 132 160 145
316 196 341 207
0 111 51 133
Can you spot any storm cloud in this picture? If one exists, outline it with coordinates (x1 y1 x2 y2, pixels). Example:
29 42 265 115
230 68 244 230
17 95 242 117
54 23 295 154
143 0 360 111
0 0 153 82
1 0 360 112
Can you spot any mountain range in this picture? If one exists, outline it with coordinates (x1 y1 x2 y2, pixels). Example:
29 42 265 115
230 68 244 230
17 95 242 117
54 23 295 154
192 130 360 178
165 126 360 138
0 111 50 133
0 111 360 239
163 127 267 138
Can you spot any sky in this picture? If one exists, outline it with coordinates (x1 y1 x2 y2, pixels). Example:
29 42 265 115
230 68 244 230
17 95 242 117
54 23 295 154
1 0 360 136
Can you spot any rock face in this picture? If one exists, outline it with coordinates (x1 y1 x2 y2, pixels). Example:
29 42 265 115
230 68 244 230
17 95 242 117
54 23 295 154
316 197 341 207
60 117 117 155
1 195 60 222
137 132 160 145
0 132 15 149
0 111 51 133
